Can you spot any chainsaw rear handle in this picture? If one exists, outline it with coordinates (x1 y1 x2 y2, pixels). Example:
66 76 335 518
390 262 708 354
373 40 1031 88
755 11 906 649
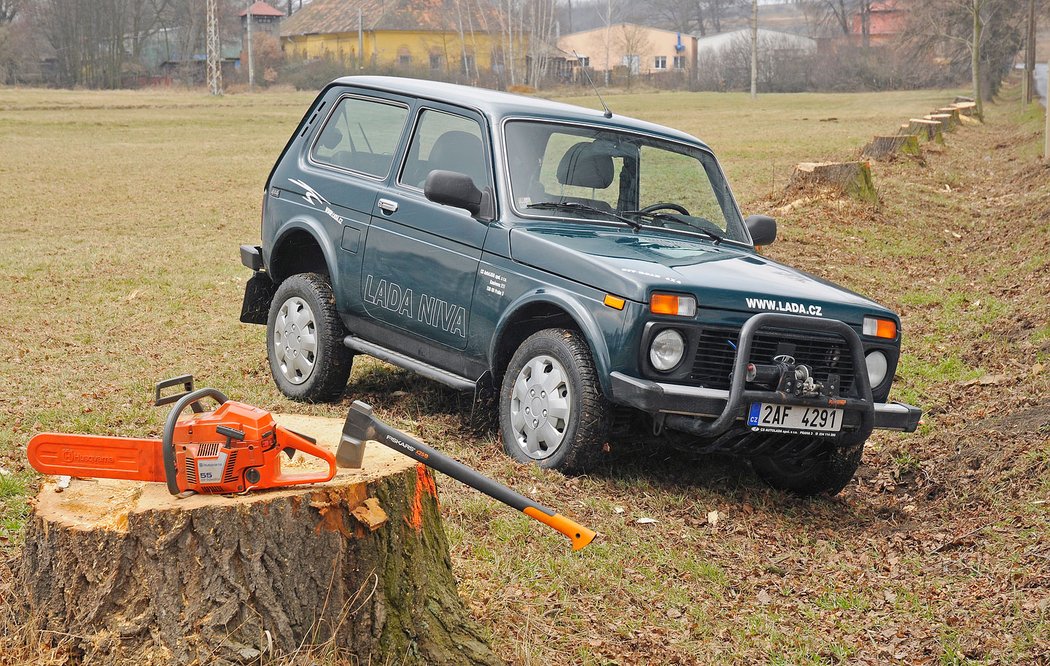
340 401 596 550
162 387 229 495
266 426 337 488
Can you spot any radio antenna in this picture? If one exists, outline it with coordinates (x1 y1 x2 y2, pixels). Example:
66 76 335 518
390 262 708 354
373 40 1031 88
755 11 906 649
573 49 612 118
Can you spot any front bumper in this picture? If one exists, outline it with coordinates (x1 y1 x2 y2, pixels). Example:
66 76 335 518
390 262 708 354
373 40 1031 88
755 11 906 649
609 312 921 439
609 372 921 432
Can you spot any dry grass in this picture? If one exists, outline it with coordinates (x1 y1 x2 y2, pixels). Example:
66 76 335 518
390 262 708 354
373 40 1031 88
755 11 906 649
1 81 1047 664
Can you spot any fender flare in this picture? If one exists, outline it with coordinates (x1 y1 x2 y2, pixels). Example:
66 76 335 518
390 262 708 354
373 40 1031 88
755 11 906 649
269 217 341 296
490 289 614 395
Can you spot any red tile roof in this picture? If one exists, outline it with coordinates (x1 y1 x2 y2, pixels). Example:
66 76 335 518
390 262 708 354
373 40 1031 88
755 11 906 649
241 1 285 18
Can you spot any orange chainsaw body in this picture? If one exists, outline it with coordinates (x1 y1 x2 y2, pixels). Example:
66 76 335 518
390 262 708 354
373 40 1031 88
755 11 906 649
28 400 336 495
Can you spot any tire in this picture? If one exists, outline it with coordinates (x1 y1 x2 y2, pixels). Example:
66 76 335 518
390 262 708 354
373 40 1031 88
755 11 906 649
751 437 864 496
266 273 353 403
499 328 610 473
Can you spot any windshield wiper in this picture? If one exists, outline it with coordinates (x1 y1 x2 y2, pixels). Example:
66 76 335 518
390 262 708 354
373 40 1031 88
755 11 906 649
621 210 724 244
526 201 642 231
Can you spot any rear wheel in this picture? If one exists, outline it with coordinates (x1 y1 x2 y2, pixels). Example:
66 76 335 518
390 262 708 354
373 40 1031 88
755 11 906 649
750 437 864 496
499 328 609 473
266 273 353 403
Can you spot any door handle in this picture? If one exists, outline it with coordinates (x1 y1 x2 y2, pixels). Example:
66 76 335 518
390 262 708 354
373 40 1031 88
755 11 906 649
377 199 398 214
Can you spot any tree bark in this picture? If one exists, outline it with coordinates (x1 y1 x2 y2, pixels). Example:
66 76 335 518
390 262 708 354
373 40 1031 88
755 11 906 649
13 414 500 666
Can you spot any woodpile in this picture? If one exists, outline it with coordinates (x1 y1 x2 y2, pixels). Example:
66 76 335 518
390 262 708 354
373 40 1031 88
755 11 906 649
14 414 500 666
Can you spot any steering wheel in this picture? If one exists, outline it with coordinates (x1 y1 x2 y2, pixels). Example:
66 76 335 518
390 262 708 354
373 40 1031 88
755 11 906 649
640 202 690 216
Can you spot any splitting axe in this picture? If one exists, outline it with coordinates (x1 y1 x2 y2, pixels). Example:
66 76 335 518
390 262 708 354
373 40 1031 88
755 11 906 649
337 401 596 551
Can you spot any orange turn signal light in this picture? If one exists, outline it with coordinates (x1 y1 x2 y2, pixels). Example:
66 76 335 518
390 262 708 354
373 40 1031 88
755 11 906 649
650 293 697 317
863 316 897 339
603 294 626 310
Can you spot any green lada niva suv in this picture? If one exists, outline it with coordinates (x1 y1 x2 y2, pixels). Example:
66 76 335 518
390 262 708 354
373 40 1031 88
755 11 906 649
240 76 920 495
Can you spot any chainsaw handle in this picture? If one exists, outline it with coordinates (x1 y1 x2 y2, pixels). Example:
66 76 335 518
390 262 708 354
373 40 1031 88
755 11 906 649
162 387 229 495
268 427 337 487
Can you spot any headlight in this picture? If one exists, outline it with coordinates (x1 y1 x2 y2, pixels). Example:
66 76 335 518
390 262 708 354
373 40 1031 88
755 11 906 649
865 350 888 387
650 329 686 371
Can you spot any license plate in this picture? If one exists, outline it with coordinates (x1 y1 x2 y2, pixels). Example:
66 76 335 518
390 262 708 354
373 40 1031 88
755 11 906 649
747 403 843 434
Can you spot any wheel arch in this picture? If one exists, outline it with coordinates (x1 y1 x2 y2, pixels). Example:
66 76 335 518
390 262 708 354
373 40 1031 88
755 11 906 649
268 219 339 292
490 291 613 394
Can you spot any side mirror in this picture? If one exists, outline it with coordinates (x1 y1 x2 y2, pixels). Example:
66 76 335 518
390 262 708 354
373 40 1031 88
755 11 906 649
425 170 484 217
745 214 777 246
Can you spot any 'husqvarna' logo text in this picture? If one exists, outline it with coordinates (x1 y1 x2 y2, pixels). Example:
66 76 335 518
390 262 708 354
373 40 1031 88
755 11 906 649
365 275 465 337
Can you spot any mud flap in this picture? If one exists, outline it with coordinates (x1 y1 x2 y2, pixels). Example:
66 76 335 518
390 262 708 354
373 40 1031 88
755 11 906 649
240 272 277 324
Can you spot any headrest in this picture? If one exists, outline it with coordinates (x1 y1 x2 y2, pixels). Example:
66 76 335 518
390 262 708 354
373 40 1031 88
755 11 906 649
556 142 614 189
428 131 486 186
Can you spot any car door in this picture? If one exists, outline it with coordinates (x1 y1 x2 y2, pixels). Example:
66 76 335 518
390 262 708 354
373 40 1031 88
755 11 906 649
359 105 492 353
293 90 412 315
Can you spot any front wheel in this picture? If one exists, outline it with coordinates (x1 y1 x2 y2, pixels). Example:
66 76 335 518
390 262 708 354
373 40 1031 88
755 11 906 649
266 273 353 403
499 328 610 473
750 437 864 496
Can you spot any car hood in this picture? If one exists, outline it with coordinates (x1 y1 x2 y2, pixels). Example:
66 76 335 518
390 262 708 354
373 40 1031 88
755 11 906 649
508 224 895 324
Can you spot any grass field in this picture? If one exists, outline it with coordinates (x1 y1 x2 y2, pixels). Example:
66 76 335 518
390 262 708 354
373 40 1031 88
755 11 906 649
0 82 1048 664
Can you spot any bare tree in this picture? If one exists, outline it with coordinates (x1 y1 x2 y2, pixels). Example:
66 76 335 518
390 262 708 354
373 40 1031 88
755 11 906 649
904 0 1026 120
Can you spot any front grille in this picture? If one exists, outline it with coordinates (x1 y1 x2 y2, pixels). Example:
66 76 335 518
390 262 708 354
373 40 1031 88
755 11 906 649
690 327 856 393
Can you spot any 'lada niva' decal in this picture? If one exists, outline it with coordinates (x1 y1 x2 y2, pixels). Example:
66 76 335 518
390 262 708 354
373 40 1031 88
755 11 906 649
364 274 466 337
745 297 823 317
288 178 344 224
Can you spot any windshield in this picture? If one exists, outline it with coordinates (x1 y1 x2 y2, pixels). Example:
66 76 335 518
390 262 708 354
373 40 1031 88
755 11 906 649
504 120 748 243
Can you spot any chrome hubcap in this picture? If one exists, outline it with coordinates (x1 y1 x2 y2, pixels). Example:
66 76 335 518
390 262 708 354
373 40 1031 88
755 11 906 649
509 355 571 460
273 296 317 385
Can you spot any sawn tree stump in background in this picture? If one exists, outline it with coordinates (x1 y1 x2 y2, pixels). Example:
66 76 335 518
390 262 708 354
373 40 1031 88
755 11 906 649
15 414 500 666
907 118 944 143
862 134 921 160
788 161 878 203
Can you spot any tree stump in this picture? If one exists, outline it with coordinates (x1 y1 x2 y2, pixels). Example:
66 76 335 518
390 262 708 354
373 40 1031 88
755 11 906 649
952 101 978 117
908 119 944 143
925 113 955 131
862 134 921 160
937 107 963 126
789 161 878 203
14 414 500 666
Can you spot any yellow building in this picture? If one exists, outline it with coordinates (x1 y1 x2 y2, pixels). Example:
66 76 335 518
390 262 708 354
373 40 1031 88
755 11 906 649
280 0 512 77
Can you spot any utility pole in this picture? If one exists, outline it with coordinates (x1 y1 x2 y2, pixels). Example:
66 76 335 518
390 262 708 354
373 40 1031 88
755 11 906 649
206 0 223 95
1024 0 1036 106
750 0 758 99
246 1 254 89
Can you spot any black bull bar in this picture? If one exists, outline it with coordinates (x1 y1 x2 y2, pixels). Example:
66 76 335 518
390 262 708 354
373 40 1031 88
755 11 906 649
610 312 922 444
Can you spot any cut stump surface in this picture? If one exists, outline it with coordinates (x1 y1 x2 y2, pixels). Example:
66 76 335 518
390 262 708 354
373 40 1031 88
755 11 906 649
16 414 500 666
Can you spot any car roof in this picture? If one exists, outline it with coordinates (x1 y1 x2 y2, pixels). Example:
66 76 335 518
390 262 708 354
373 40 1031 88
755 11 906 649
330 76 710 150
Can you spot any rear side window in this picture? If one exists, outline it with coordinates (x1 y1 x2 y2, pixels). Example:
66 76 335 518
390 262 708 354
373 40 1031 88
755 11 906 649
311 96 409 178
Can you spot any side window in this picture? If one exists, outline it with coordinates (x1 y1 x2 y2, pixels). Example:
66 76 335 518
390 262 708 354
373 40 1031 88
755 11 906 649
311 96 409 178
399 109 489 190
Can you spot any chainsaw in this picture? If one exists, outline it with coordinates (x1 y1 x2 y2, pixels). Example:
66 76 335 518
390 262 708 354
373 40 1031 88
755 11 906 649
26 376 336 496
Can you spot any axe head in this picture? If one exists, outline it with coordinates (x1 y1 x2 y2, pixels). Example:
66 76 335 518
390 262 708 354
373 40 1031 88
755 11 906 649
336 400 374 468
